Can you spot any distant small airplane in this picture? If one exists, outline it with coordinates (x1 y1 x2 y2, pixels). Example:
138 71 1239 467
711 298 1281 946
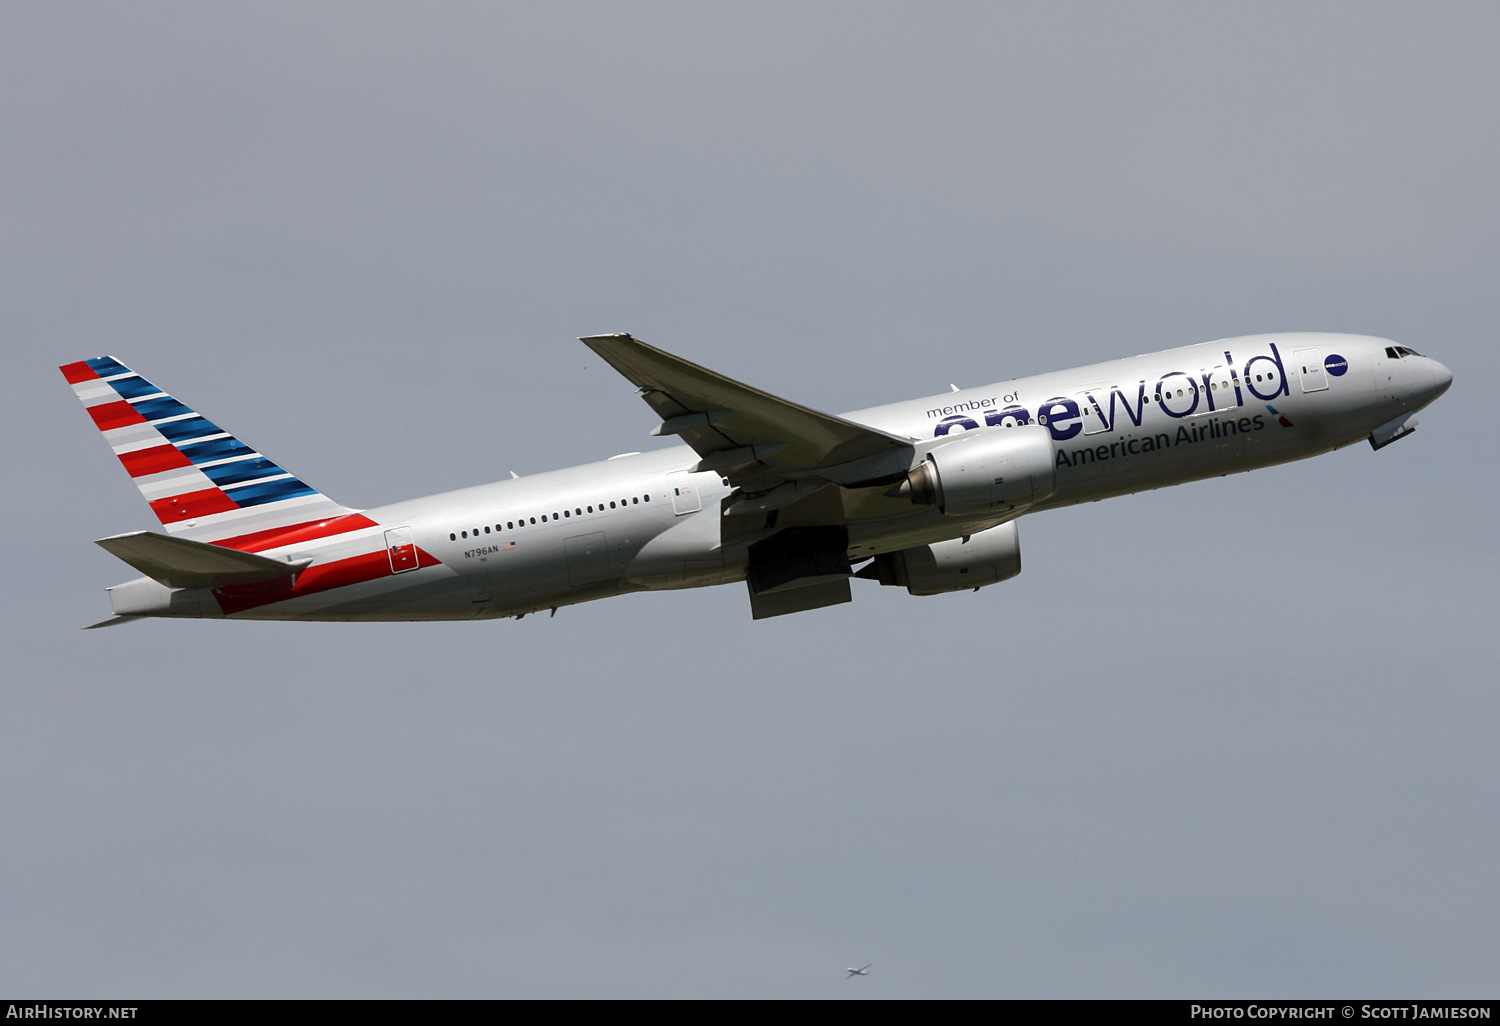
846 964 871 978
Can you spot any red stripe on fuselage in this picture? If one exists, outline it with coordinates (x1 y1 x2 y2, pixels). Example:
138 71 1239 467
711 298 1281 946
149 488 240 523
213 545 440 615
60 361 99 384
87 400 148 432
118 444 194 477
212 513 380 553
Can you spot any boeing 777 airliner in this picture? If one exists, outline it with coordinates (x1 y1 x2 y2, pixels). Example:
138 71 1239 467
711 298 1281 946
62 333 1451 625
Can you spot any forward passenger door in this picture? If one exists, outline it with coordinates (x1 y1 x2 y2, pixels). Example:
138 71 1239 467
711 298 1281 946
1294 349 1328 392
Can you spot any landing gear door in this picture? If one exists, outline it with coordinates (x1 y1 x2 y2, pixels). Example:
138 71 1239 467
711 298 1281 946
668 470 703 515
1294 348 1328 393
385 527 418 573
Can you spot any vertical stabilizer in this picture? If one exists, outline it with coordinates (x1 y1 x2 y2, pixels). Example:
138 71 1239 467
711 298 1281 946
60 357 359 546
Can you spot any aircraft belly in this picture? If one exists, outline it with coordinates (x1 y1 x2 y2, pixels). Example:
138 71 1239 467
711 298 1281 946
225 567 477 621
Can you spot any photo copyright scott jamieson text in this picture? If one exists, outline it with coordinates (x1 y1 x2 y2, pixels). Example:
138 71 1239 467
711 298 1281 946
1191 1007 1491 1020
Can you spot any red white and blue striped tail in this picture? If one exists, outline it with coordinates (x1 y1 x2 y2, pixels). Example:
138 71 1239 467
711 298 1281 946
60 357 359 547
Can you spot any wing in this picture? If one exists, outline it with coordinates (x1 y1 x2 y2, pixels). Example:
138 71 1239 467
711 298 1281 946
580 334 916 513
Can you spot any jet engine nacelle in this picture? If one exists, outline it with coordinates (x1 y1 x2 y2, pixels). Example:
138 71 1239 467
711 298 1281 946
857 521 1022 596
901 424 1056 514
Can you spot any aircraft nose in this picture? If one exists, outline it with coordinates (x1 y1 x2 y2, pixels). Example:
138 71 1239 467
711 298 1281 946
1429 358 1454 398
1404 355 1454 410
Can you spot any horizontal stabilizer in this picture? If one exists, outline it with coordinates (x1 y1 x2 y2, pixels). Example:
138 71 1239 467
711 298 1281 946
83 615 144 630
95 531 309 589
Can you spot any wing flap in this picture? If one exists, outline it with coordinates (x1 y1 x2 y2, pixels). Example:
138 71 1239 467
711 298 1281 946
95 531 309 589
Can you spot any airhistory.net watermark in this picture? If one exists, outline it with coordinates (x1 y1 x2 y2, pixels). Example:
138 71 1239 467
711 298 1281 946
6 1007 137 1020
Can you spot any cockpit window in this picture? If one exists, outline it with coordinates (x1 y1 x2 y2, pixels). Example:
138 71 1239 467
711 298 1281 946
1386 346 1402 359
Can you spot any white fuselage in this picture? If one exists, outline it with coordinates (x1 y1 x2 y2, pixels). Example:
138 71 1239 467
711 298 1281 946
109 333 1451 622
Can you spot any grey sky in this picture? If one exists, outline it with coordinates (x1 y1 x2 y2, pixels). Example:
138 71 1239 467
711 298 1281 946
3 2 1497 997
